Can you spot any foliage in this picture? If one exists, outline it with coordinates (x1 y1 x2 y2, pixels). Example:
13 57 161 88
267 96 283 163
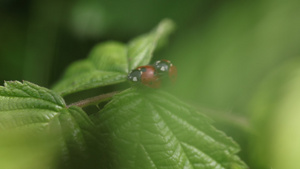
0 20 247 169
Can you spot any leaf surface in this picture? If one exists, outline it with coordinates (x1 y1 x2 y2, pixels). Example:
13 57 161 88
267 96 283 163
52 42 128 96
0 81 99 169
94 88 247 169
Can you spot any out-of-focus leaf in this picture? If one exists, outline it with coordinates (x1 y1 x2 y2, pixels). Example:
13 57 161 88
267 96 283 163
70 0 106 38
94 88 247 169
163 0 300 114
53 19 174 96
127 19 174 71
0 81 99 169
249 59 300 169
0 131 58 169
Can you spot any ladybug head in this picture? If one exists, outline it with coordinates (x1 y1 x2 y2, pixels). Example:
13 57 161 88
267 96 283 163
154 60 171 74
154 59 177 83
128 69 142 83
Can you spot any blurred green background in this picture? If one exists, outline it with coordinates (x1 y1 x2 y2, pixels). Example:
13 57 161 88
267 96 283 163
1 0 300 168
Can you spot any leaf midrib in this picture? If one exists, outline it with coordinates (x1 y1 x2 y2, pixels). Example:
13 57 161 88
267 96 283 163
155 104 228 169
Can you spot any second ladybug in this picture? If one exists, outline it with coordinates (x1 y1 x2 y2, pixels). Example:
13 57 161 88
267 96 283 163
154 59 177 83
127 65 161 88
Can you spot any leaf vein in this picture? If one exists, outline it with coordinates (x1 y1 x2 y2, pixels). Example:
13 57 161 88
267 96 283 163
153 105 194 169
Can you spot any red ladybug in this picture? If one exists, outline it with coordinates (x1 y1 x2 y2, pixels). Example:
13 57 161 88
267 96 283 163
154 59 177 83
127 65 161 88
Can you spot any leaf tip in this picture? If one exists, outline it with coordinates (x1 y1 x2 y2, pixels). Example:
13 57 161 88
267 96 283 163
158 18 176 31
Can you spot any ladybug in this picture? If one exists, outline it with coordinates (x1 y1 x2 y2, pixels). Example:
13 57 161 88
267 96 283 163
128 65 161 88
154 59 177 83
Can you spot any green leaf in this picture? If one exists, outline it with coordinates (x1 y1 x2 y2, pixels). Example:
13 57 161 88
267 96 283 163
0 81 99 169
53 19 175 96
52 42 128 96
127 19 175 71
94 88 247 169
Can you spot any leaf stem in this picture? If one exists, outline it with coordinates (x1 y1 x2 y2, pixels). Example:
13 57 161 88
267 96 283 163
67 91 119 108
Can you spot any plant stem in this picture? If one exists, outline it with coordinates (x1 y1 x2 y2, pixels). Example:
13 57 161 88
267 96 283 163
67 91 119 108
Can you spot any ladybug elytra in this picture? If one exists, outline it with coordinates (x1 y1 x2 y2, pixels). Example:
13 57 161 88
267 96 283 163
128 65 161 88
128 59 177 88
